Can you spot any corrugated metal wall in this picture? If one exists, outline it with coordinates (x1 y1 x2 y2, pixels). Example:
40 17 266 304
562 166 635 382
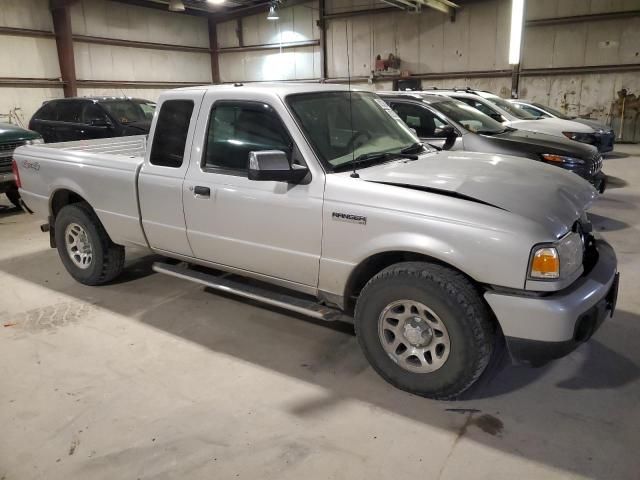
216 2 321 82
0 0 63 126
0 0 212 123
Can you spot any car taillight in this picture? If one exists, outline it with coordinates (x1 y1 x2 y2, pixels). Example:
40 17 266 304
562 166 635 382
12 159 22 189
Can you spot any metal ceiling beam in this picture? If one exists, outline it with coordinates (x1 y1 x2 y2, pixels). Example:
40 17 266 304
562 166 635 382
526 10 640 27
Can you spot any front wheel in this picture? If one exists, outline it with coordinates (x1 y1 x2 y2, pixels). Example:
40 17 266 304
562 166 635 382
354 262 495 400
54 203 125 285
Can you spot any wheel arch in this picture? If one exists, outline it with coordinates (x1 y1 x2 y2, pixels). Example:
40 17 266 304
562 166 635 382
342 250 485 315
50 188 89 220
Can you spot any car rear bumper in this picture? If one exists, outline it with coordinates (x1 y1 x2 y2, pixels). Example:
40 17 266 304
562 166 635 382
484 239 618 366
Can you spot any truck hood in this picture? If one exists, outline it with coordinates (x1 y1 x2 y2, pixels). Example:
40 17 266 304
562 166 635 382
507 117 595 138
356 151 597 236
0 122 41 143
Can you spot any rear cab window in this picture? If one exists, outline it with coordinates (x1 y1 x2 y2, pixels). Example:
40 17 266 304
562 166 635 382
149 100 194 168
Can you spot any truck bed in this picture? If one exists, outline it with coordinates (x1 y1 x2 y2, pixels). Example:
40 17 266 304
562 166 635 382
28 135 147 160
15 136 148 248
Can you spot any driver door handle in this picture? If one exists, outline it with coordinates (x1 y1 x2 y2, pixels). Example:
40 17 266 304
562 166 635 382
193 186 210 198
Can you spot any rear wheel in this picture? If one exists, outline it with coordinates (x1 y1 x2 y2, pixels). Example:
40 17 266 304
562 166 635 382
54 203 125 285
354 262 495 400
5 188 21 208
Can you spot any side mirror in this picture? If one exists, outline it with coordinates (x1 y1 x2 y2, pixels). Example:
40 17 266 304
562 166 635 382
438 125 457 139
89 118 112 128
248 150 309 183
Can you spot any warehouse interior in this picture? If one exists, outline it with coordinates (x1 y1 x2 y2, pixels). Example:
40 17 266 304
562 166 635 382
1 0 640 478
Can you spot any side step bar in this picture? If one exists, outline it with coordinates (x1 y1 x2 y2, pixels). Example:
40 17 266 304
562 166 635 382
152 262 349 322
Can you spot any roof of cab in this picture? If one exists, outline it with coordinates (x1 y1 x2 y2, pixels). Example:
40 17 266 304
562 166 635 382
173 82 357 96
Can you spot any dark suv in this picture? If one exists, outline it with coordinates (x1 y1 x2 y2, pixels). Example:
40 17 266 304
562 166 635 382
29 97 156 143
380 92 606 192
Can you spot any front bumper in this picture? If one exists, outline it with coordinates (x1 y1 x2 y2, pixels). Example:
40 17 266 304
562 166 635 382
591 171 607 194
484 239 618 366
596 131 615 153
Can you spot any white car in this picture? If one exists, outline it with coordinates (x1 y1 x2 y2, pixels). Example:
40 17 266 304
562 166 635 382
425 88 601 151
507 99 615 153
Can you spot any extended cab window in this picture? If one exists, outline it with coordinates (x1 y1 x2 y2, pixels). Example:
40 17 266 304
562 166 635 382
203 102 292 172
149 100 194 168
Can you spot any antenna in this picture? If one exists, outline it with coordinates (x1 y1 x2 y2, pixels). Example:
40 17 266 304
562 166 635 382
346 22 358 179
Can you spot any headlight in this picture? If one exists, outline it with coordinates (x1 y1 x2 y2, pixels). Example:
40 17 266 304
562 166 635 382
562 132 596 144
529 232 583 280
541 153 585 165
25 138 44 145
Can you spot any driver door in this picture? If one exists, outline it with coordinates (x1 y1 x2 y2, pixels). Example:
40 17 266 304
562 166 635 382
182 96 324 289
389 101 462 150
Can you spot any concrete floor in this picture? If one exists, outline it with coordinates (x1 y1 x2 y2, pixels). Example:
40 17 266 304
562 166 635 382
1 145 639 480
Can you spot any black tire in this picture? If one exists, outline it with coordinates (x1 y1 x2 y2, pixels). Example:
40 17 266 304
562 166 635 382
54 202 125 285
6 188 21 208
354 262 495 400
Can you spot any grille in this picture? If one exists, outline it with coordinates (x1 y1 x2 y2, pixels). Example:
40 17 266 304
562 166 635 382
589 153 603 175
0 141 26 166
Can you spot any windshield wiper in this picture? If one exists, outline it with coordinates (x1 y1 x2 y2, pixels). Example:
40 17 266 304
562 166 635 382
401 142 425 154
335 151 418 173
476 129 505 135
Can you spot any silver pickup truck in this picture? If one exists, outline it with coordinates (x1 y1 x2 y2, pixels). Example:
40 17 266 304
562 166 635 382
14 83 619 399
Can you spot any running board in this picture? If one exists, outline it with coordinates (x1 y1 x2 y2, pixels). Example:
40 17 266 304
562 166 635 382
152 262 348 322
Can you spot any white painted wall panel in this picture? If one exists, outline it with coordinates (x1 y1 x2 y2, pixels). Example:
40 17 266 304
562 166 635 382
0 87 63 126
418 12 445 73
0 35 60 78
240 1 318 46
218 46 319 82
217 20 239 49
0 0 53 31
74 43 211 83
70 0 208 48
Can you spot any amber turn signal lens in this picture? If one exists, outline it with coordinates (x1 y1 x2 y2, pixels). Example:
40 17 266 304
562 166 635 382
530 247 559 279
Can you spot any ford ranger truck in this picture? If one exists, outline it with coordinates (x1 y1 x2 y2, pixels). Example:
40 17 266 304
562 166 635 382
13 83 619 400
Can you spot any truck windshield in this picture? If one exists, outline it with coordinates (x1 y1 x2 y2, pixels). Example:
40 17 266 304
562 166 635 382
430 99 506 134
287 91 419 170
101 100 150 124
488 97 538 120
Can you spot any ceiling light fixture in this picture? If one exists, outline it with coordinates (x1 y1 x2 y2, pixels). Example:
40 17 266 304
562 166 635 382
508 0 525 64
207 0 226 4
267 5 279 20
168 0 185 12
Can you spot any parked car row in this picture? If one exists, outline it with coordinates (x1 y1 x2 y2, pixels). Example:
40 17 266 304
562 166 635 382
13 83 619 400
379 92 607 192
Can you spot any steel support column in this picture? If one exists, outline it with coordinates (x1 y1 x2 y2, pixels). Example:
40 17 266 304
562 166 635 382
318 0 328 80
50 0 77 97
208 18 221 84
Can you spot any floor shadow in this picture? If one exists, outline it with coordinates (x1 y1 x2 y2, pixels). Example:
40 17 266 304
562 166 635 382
589 213 631 232
0 205 25 219
603 152 629 159
2 247 640 478
604 175 629 189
